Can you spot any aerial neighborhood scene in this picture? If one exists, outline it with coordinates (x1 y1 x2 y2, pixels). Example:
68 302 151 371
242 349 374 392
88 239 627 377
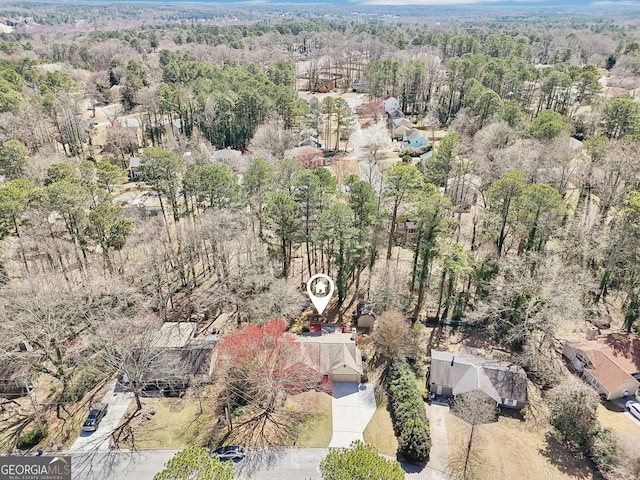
1 0 640 479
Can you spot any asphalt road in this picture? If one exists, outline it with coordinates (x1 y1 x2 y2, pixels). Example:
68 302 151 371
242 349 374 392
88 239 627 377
71 449 178 480
67 447 456 480
69 448 327 480
235 447 327 480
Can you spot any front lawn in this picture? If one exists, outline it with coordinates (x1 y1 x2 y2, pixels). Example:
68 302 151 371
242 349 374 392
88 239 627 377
130 397 211 449
363 399 398 455
292 391 333 447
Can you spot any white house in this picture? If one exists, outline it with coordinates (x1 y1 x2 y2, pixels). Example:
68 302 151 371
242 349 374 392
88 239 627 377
382 96 400 113
315 281 327 295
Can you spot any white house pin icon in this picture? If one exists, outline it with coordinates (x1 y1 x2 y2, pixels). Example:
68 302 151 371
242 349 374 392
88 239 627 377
307 274 334 315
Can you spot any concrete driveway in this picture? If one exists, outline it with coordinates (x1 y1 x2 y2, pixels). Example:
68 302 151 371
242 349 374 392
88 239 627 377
426 404 449 473
329 383 376 448
70 382 134 454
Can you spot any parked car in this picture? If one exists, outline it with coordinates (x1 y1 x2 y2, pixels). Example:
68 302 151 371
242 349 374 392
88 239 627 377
211 445 245 461
82 403 108 432
625 399 640 420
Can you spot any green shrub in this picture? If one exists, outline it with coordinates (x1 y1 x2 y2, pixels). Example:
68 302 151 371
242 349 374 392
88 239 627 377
58 368 104 404
386 361 431 462
589 425 622 473
398 417 431 461
319 440 404 480
17 428 44 449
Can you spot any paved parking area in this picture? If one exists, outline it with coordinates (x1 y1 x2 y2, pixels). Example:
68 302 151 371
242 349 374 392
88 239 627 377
328 382 376 448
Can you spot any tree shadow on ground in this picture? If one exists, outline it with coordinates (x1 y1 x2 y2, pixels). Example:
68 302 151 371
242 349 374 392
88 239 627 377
601 400 625 413
397 457 459 479
397 456 427 474
498 406 526 421
426 322 448 352
72 449 133 480
234 446 286 478
539 432 604 480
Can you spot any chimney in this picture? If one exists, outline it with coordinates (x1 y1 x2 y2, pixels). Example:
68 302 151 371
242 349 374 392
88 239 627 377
451 355 455 367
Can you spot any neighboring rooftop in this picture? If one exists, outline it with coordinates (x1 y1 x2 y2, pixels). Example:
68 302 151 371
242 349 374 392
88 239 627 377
430 350 528 404
583 349 638 393
151 322 197 349
566 333 640 375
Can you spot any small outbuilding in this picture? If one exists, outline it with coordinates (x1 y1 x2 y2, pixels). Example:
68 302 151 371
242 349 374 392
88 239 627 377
353 301 375 330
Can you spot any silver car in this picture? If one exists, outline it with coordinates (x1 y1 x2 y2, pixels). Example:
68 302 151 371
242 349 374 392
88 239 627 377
212 445 245 461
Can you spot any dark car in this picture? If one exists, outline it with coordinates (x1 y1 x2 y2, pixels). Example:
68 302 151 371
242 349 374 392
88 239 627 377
82 403 108 432
211 445 245 461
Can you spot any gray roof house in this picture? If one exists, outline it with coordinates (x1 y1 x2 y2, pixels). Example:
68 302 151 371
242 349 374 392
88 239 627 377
427 350 528 409
403 128 428 148
299 331 363 383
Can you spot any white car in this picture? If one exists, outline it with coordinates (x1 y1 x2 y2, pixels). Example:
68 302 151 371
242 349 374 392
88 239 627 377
625 399 640 420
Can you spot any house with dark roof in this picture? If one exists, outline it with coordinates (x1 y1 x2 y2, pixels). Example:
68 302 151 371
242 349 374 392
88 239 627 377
386 108 405 125
427 350 528 409
562 334 640 400
133 322 215 395
353 302 375 330
312 78 334 93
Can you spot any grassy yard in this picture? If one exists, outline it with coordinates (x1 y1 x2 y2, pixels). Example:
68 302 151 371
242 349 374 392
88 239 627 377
132 397 212 449
448 413 602 480
363 399 398 455
294 391 333 447
597 402 640 462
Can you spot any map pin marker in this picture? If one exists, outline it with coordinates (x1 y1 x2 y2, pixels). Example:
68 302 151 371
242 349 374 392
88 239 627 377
307 274 334 315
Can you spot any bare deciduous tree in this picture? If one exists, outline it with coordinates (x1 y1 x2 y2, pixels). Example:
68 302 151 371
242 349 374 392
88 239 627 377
371 310 413 367
449 390 497 480
248 122 297 162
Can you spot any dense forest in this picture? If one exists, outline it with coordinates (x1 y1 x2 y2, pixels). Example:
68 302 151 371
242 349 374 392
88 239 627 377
0 2 639 479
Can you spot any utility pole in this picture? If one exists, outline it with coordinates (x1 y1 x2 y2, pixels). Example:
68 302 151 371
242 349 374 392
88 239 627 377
27 382 46 435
